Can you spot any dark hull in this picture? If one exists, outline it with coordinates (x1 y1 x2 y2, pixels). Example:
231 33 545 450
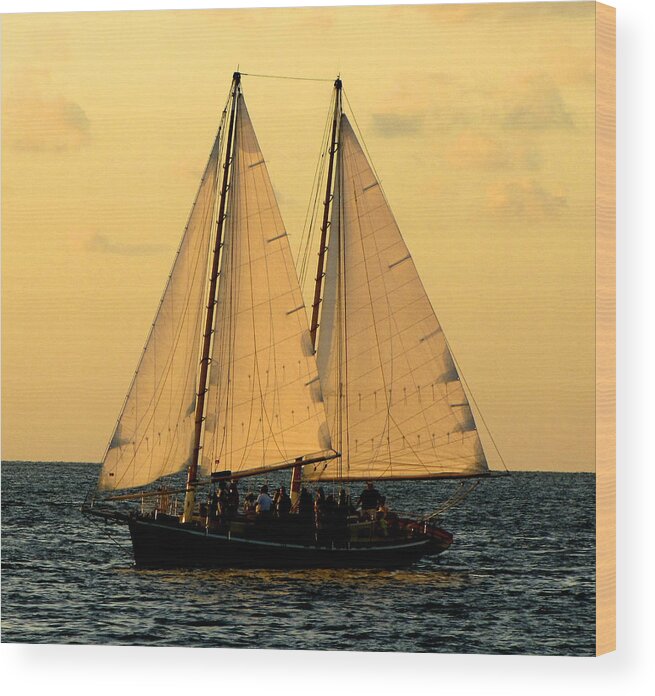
126 516 452 570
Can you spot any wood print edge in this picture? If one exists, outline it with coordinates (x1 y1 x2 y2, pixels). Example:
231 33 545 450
595 0 616 657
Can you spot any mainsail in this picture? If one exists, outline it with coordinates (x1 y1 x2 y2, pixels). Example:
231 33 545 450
200 95 333 478
307 115 488 481
98 135 221 491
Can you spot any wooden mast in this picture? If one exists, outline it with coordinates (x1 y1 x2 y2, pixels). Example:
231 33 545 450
309 77 342 349
291 77 342 507
182 71 241 523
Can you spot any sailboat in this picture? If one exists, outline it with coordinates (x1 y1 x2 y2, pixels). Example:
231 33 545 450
83 73 495 569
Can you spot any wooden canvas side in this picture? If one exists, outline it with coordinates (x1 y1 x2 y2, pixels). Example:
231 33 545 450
595 1 616 656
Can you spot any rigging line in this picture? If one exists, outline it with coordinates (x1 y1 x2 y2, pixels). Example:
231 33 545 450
297 90 334 289
300 139 328 292
87 515 133 560
344 86 496 475
345 139 397 477
242 104 295 471
112 107 231 489
239 117 262 472
213 207 231 468
125 88 231 483
363 196 442 475
344 136 454 482
421 480 480 522
227 92 246 474
119 189 217 442
332 147 344 479
99 134 222 473
339 143 351 481
193 120 226 477
346 141 394 474
215 91 242 471
242 109 284 470
161 163 222 477
240 72 334 82
443 335 510 474
269 182 321 463
218 99 292 472
112 171 221 491
299 99 332 288
227 110 241 473
101 87 232 483
342 89 386 191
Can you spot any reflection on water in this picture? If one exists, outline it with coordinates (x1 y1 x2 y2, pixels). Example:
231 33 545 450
1 463 595 654
135 566 471 590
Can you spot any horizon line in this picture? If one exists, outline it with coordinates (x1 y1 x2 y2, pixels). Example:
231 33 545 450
0 459 596 474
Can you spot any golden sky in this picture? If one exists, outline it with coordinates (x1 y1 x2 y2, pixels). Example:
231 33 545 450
1 3 597 470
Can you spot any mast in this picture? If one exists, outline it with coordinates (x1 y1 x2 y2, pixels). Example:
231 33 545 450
182 71 241 523
309 77 342 350
290 77 342 507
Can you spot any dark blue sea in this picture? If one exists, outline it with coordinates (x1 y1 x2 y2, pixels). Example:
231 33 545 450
0 462 595 655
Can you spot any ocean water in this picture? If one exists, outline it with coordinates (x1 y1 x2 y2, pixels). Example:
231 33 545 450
1 462 595 655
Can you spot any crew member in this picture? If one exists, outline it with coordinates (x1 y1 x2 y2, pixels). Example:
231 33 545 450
357 481 383 517
227 481 240 517
256 485 273 516
276 486 292 518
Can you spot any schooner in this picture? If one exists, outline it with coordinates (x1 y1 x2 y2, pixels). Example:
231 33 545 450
84 73 494 569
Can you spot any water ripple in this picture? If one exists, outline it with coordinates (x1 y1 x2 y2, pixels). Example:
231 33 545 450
1 462 595 654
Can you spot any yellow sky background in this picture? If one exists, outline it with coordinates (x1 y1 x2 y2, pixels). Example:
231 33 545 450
2 3 597 470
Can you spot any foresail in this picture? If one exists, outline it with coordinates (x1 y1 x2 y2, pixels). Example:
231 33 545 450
201 95 333 478
307 115 488 482
98 136 221 491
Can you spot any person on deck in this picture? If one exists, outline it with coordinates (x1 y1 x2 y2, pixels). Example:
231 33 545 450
376 496 390 536
337 488 353 513
323 494 341 538
276 486 292 519
357 481 383 518
256 485 273 516
324 493 337 521
243 492 257 516
207 486 219 524
314 487 326 526
298 487 313 522
227 481 240 517
336 488 351 525
216 481 229 519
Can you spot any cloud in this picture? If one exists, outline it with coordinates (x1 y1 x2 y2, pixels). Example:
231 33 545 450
4 69 91 151
486 179 567 219
371 113 424 138
503 77 574 130
84 233 167 257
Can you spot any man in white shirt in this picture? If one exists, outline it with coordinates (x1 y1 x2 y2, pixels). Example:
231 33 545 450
256 485 273 515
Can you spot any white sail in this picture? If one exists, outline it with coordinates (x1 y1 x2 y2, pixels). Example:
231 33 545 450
201 95 333 478
98 136 221 491
306 115 488 481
